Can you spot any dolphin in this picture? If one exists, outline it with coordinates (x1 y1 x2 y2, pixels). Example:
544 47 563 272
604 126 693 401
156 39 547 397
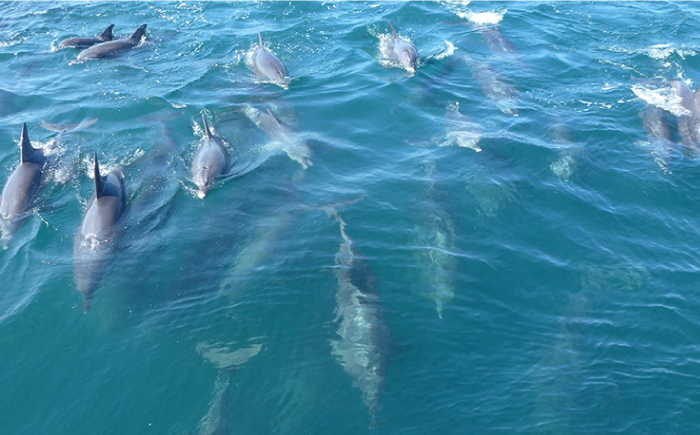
251 31 289 89
671 80 700 148
192 114 230 198
639 105 675 172
328 209 388 427
41 118 98 134
243 105 313 169
0 123 45 245
73 153 126 310
195 342 263 435
414 159 457 319
387 21 418 71
58 24 114 49
77 24 147 61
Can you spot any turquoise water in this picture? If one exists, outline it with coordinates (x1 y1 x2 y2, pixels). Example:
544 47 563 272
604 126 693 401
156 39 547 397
2 1 700 433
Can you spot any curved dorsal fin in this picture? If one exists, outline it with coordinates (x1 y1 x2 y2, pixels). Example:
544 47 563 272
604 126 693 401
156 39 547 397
100 24 114 40
20 123 35 163
388 21 398 39
130 24 147 41
258 31 264 48
93 153 105 198
202 114 212 140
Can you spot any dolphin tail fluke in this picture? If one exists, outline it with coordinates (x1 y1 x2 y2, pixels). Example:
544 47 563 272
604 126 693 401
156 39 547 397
93 153 105 198
258 31 264 48
20 123 34 163
202 114 212 140
130 24 147 41
100 24 115 40
388 21 398 39
197 342 264 371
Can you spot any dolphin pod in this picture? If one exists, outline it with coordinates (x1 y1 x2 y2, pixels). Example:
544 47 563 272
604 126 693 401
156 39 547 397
77 24 147 61
191 114 230 198
73 154 126 310
251 31 289 89
58 24 114 49
0 124 45 246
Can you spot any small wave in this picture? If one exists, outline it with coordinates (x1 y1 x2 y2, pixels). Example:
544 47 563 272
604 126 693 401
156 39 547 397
632 84 691 118
434 41 457 60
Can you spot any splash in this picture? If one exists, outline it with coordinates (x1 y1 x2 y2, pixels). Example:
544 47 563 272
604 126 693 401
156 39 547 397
455 9 507 25
434 41 457 60
632 84 691 118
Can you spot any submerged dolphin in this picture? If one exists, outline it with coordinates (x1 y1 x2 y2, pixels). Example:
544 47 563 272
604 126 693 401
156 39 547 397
195 342 263 435
329 210 388 426
77 24 147 61
243 105 312 169
0 123 45 245
192 114 230 198
58 24 114 49
387 21 418 71
251 31 289 89
671 80 700 148
74 154 126 310
414 159 457 319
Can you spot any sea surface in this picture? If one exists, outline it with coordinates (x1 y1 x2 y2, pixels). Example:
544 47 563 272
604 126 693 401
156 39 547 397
2 1 700 434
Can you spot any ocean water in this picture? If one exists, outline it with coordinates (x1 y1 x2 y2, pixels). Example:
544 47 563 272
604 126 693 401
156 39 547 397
2 1 700 434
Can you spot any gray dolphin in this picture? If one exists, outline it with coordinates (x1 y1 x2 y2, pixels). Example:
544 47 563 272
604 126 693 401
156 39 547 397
0 123 45 245
242 105 312 169
328 209 388 427
73 154 126 311
387 21 418 71
251 31 289 89
77 24 147 61
671 80 700 148
192 114 230 198
58 24 114 49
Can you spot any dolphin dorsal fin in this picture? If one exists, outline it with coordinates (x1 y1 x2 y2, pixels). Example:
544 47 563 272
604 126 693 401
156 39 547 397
130 24 147 41
100 24 114 41
93 153 105 198
265 109 283 127
388 21 398 39
20 123 35 163
258 31 264 48
202 114 212 140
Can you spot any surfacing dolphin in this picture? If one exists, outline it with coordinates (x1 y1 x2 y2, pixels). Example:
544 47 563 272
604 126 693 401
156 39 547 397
670 80 700 149
0 123 45 246
243 105 313 169
58 24 114 49
251 31 289 89
74 154 126 311
328 209 388 427
386 21 418 72
77 24 147 61
192 114 230 198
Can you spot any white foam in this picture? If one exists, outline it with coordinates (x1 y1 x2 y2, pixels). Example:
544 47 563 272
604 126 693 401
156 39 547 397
632 84 691 118
434 41 457 60
456 10 507 25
